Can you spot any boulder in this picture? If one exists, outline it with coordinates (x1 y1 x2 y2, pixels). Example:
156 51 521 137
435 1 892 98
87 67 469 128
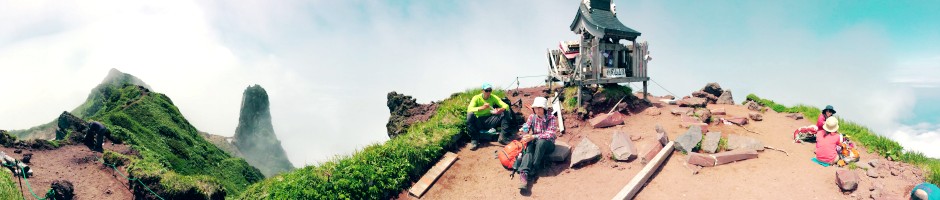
589 112 625 128
745 100 760 111
693 108 713 123
671 107 693 116
570 138 601 168
713 149 758 165
749 112 763 121
610 132 638 161
549 142 571 162
654 125 669 145
679 97 707 108
716 90 734 105
710 108 726 115
701 83 724 97
726 117 749 126
702 132 722 153
687 152 716 167
641 141 665 164
49 180 74 200
692 91 718 104
22 153 32 164
726 134 764 152
786 113 804 120
867 169 880 178
836 170 859 191
675 126 704 153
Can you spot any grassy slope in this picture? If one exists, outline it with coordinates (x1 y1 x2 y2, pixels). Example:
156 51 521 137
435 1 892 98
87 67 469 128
237 89 500 199
83 84 264 198
746 94 940 185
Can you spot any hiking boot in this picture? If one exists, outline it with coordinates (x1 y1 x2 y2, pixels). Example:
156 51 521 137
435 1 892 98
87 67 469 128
498 138 510 145
518 172 529 190
469 140 480 151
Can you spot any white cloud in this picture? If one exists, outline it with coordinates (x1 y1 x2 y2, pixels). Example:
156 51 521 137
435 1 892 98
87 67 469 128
892 123 940 158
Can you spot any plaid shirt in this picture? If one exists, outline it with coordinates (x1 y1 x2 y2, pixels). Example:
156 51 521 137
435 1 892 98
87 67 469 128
522 113 558 140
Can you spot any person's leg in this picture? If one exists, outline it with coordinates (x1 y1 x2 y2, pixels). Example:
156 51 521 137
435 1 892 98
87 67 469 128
84 131 96 147
532 139 556 172
96 130 105 151
482 111 512 143
516 142 535 189
466 113 483 149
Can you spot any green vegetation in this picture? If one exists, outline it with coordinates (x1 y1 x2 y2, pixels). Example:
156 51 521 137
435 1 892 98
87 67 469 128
718 137 728 152
82 84 264 198
563 86 578 109
746 93 940 185
238 89 504 199
0 170 17 199
599 84 633 101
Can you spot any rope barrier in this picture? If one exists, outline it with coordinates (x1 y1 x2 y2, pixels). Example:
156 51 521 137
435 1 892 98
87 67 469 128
2 162 52 200
101 160 165 200
1 156 165 200
649 78 678 98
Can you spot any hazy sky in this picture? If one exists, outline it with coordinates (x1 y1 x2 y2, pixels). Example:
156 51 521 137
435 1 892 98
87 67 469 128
1 0 939 166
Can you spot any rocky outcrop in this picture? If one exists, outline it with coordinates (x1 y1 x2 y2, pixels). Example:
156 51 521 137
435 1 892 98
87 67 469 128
56 111 88 142
716 90 734 105
49 180 75 200
233 85 294 177
386 92 439 138
701 83 724 98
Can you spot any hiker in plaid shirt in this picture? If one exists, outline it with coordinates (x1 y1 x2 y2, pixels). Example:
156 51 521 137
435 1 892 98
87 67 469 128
515 97 557 190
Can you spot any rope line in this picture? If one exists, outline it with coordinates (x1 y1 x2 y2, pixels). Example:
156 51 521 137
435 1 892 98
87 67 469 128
649 78 678 98
2 157 165 200
101 161 165 200
2 162 53 200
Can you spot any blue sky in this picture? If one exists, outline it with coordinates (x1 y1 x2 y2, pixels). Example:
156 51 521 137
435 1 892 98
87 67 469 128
1 0 938 166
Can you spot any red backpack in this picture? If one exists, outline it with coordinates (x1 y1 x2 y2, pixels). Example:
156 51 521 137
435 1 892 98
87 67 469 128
498 140 527 169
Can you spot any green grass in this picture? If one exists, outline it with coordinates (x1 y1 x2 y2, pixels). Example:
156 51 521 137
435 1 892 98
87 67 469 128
747 93 940 185
0 169 17 199
563 86 578 109
83 83 263 198
599 84 632 101
237 89 504 199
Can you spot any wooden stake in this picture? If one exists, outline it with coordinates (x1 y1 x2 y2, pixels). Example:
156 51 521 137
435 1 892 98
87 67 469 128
408 152 459 198
612 141 675 200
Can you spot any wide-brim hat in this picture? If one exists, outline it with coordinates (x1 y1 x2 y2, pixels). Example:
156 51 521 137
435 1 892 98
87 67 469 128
531 97 548 109
823 116 840 133
823 105 836 114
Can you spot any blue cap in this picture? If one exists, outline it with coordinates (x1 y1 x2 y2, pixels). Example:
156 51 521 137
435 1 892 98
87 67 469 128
482 83 493 90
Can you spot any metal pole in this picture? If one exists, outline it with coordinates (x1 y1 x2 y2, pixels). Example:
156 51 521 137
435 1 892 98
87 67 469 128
643 81 648 101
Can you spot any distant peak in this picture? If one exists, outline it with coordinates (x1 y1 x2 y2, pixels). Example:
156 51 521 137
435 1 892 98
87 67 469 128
100 68 151 90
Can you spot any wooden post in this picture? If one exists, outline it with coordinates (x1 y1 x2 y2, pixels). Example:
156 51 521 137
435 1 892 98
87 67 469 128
612 141 675 200
643 81 648 101
408 152 459 198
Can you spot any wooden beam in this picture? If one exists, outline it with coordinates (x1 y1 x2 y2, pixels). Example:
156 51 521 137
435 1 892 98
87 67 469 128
612 141 675 200
408 152 459 198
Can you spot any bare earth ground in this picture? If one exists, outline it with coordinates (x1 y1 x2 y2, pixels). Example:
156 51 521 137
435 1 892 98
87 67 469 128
1 143 134 200
399 86 924 200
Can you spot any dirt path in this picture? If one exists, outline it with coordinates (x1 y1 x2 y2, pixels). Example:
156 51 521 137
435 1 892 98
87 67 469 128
398 86 925 200
1 143 135 200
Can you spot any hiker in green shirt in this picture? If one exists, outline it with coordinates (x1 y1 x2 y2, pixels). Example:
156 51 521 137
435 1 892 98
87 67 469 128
466 83 511 150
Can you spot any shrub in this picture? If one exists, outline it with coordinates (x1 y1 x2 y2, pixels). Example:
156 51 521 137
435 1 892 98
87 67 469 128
238 89 505 199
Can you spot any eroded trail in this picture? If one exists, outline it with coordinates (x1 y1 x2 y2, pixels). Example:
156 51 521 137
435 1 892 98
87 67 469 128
1 144 135 200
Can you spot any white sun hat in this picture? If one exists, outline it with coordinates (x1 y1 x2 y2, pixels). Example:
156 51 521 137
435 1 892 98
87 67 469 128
823 117 840 133
531 97 548 109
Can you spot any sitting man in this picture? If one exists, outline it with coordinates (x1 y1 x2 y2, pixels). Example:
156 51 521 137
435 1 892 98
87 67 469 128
794 105 836 143
465 83 511 150
515 97 557 190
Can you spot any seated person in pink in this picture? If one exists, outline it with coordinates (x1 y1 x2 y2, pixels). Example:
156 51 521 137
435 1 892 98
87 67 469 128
794 105 835 143
813 117 843 166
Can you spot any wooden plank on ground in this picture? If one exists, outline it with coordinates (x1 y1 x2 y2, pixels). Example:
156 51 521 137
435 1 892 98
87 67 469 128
551 92 565 133
408 152 459 198
612 141 675 200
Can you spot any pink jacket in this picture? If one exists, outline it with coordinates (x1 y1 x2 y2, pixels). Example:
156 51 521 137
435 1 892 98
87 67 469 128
815 131 842 163
816 114 827 131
